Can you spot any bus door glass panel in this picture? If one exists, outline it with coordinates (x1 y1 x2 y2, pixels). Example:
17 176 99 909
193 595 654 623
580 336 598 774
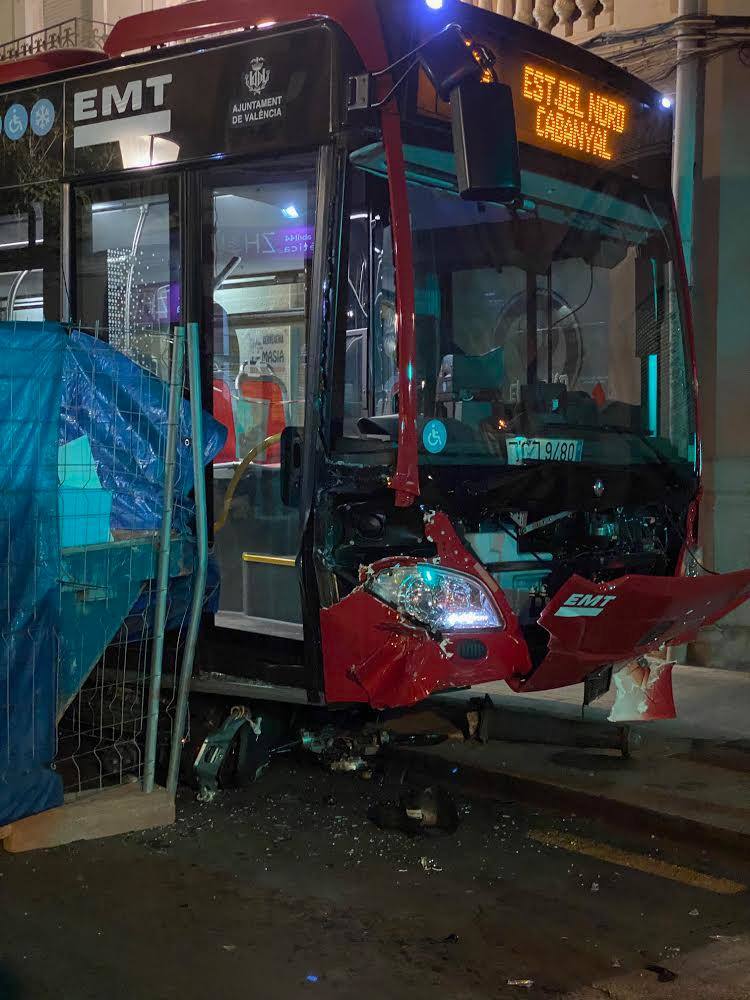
207 157 316 637
74 178 180 377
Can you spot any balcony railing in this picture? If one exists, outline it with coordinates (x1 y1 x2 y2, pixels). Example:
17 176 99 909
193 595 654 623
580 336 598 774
464 1 615 38
0 18 112 62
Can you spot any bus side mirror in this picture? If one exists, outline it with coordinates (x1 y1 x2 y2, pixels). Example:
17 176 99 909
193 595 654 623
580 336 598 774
450 76 521 204
280 426 303 507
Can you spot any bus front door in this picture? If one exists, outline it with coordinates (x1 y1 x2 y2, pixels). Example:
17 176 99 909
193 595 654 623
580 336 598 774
203 156 318 642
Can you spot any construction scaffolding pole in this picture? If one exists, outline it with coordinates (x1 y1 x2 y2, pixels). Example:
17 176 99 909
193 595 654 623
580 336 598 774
166 322 208 796
143 324 186 794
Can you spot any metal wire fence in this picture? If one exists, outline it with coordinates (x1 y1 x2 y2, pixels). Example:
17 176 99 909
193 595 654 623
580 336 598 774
53 319 191 794
0 317 208 814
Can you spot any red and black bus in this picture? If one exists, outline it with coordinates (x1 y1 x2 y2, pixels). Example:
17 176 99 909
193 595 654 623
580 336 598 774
1 0 749 720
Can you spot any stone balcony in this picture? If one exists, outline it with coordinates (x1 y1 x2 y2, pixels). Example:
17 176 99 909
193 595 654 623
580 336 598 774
463 0 679 40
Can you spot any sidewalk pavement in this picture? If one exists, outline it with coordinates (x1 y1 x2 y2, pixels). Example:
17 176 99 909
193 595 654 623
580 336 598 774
413 665 750 849
455 663 750 743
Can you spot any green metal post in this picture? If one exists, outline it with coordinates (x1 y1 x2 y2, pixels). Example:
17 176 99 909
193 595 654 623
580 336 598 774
166 322 208 796
143 325 186 794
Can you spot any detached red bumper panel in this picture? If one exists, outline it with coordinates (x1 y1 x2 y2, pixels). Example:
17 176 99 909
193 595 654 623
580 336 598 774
515 569 750 693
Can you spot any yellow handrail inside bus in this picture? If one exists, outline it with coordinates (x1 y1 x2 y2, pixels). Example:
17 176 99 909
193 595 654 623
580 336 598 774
213 433 283 534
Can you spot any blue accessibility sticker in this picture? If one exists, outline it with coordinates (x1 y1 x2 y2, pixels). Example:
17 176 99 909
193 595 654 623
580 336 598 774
423 419 448 454
30 98 55 137
4 103 28 141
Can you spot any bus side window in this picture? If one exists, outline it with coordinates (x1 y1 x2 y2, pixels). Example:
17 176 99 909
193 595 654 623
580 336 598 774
74 180 180 377
0 192 57 323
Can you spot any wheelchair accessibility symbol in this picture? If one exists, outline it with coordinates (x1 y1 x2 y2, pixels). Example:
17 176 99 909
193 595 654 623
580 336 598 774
4 104 28 141
423 419 447 454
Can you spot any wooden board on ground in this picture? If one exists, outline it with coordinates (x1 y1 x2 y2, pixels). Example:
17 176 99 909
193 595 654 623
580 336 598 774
0 783 175 854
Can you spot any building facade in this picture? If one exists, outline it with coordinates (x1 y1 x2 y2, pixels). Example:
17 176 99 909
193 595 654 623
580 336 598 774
2 0 750 665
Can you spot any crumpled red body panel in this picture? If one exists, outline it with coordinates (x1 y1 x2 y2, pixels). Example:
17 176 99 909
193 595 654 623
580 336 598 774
321 512 530 708
510 569 750 693
321 587 529 708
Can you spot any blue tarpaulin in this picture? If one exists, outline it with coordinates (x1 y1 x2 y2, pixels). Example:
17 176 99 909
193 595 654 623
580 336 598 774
60 330 226 533
0 324 226 828
0 323 65 827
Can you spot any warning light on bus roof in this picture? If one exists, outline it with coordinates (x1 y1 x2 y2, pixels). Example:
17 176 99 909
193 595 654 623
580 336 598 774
425 0 444 8
660 95 674 110
282 204 300 220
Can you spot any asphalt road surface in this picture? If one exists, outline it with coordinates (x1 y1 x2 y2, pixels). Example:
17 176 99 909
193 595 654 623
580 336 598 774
1 757 749 999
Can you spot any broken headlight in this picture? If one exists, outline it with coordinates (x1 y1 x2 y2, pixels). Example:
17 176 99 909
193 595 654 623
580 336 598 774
367 564 504 632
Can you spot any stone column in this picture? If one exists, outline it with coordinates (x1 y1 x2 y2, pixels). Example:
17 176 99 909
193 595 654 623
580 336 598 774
690 42 750 668
574 0 599 32
514 1 535 25
552 0 578 34
534 0 557 31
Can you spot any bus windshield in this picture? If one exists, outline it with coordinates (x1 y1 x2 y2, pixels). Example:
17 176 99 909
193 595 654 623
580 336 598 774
348 144 696 472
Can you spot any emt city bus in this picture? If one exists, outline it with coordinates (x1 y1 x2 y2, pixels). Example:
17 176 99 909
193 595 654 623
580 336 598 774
1 0 749 720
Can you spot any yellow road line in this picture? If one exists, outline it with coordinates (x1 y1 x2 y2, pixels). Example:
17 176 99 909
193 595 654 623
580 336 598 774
529 829 746 896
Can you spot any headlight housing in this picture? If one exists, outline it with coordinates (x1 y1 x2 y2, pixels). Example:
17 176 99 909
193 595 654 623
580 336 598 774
367 563 503 633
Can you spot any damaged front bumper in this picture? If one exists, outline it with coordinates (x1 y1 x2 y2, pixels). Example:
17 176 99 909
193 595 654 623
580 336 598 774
321 512 531 708
320 512 750 712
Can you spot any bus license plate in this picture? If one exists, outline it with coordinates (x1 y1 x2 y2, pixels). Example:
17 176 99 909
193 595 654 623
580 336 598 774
506 437 583 465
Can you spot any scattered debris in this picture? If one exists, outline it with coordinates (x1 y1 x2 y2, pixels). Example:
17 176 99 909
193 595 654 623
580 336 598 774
442 933 459 944
507 979 534 989
146 836 171 854
710 934 742 943
646 964 678 983
590 882 600 893
420 856 443 873
194 704 291 800
689 908 700 917
221 944 237 952
368 786 459 836
330 757 370 775
611 958 621 969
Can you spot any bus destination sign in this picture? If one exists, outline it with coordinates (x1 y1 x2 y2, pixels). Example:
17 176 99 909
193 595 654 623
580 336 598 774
519 62 628 163
415 46 670 183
